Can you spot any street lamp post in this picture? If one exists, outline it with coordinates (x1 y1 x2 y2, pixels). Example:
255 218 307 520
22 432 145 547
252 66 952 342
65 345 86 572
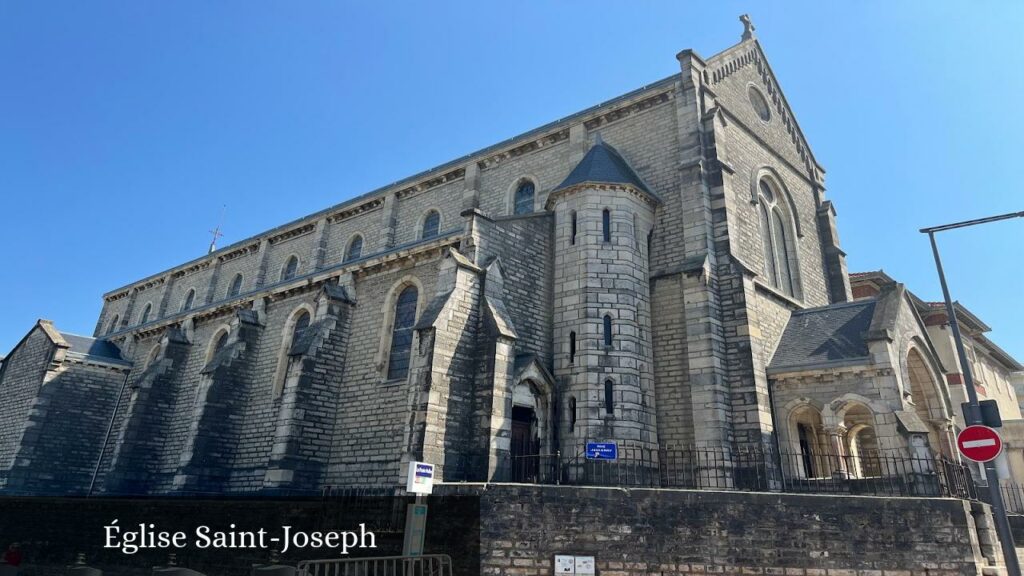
921 210 1024 576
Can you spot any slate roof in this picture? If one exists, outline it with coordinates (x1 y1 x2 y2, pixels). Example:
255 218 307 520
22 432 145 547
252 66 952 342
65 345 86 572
554 141 653 196
59 332 128 364
767 300 876 373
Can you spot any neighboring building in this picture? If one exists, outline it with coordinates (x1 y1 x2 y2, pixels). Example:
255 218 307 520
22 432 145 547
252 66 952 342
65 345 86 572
0 18 1008 496
851 271 1024 483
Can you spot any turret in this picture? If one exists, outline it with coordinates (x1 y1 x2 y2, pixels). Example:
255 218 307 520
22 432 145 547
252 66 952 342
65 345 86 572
545 138 660 459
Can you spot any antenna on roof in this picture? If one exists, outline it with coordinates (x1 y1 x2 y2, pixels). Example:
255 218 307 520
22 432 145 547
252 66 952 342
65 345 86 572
208 204 226 254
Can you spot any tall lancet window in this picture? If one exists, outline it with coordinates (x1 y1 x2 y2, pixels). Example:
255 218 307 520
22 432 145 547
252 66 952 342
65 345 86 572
387 285 419 380
756 178 799 298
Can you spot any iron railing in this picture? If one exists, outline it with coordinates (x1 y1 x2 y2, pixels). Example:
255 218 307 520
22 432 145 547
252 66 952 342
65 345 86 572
296 554 453 576
482 442 980 499
999 483 1024 514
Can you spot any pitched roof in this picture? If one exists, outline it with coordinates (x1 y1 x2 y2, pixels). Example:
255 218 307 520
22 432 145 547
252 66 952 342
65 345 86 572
768 300 876 373
59 332 129 365
554 141 653 196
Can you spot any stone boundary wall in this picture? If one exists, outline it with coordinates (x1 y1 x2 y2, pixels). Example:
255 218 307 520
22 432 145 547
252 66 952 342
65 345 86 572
438 483 997 576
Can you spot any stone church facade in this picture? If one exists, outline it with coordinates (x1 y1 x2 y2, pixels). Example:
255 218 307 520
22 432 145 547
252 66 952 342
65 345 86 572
2 18 1019 496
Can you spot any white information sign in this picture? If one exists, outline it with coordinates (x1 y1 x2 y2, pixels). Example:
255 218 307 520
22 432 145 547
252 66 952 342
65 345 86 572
553 554 596 575
406 461 435 494
574 556 596 575
554 555 575 574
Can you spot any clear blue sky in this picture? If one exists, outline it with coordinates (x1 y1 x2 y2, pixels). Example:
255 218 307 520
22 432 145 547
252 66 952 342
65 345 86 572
1 2 1022 359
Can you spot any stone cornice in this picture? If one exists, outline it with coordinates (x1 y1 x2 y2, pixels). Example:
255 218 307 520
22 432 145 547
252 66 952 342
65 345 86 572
267 222 316 245
117 232 462 342
217 241 261 263
326 197 385 223
583 90 673 132
102 75 680 301
395 168 465 200
544 181 660 210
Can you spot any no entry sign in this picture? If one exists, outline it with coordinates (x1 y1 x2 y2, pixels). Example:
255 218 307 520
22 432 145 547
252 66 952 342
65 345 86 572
957 425 1003 463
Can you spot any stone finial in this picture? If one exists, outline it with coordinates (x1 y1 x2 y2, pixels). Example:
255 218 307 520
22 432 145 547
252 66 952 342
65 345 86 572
740 14 756 41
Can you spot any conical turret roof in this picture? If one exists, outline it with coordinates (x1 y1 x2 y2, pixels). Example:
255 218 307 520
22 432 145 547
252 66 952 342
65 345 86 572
554 140 654 197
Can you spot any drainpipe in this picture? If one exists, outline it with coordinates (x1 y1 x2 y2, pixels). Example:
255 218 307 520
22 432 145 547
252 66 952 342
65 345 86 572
87 368 132 496
766 375 784 488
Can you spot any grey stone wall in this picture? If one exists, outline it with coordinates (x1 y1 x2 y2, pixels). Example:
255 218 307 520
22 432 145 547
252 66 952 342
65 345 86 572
443 483 994 576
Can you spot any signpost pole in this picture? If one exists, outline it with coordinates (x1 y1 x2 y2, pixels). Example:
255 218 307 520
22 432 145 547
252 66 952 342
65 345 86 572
924 218 1022 576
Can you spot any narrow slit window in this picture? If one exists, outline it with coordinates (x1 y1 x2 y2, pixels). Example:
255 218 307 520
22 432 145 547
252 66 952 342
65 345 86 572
604 380 614 415
603 315 613 346
602 209 611 242
569 396 577 433
569 331 576 364
571 211 577 245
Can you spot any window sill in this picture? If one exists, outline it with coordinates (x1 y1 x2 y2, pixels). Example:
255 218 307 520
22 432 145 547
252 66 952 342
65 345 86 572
753 280 804 308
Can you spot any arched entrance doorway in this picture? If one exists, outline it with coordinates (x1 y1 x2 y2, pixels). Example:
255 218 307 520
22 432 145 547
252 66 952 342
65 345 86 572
906 347 948 456
510 380 548 481
843 404 881 478
787 404 828 479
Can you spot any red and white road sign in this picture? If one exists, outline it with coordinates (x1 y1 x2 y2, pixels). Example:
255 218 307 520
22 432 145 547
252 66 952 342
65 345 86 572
957 425 1003 463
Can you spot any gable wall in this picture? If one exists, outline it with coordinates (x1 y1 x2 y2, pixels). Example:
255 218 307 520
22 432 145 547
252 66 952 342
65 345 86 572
0 327 54 474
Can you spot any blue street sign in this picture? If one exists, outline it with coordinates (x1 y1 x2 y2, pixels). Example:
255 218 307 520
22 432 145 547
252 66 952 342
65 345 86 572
585 442 618 460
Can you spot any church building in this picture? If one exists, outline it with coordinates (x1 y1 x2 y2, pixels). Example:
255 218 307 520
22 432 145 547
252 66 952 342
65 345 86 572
2 16 1019 496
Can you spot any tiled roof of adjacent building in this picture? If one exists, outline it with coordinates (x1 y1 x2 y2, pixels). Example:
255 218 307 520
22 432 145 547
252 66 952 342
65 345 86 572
768 300 876 373
554 141 654 196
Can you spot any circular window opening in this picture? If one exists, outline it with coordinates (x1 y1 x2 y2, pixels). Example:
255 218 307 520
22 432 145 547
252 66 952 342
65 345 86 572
748 86 771 122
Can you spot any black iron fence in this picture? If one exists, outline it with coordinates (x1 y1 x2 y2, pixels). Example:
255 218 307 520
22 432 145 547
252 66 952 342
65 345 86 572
489 443 980 499
999 483 1024 514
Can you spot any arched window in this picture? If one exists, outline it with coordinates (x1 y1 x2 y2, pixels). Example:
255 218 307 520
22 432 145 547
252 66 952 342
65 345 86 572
213 330 229 353
227 274 243 298
207 329 230 363
281 256 299 281
604 380 614 415
421 211 441 240
513 181 535 215
569 331 576 364
603 315 613 347
569 396 577 433
273 307 313 397
758 203 777 286
756 178 798 297
107 314 120 335
180 289 195 312
345 235 364 262
292 310 310 343
144 345 161 370
139 303 152 325
387 286 419 380
602 209 611 242
570 211 577 245
772 209 793 295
